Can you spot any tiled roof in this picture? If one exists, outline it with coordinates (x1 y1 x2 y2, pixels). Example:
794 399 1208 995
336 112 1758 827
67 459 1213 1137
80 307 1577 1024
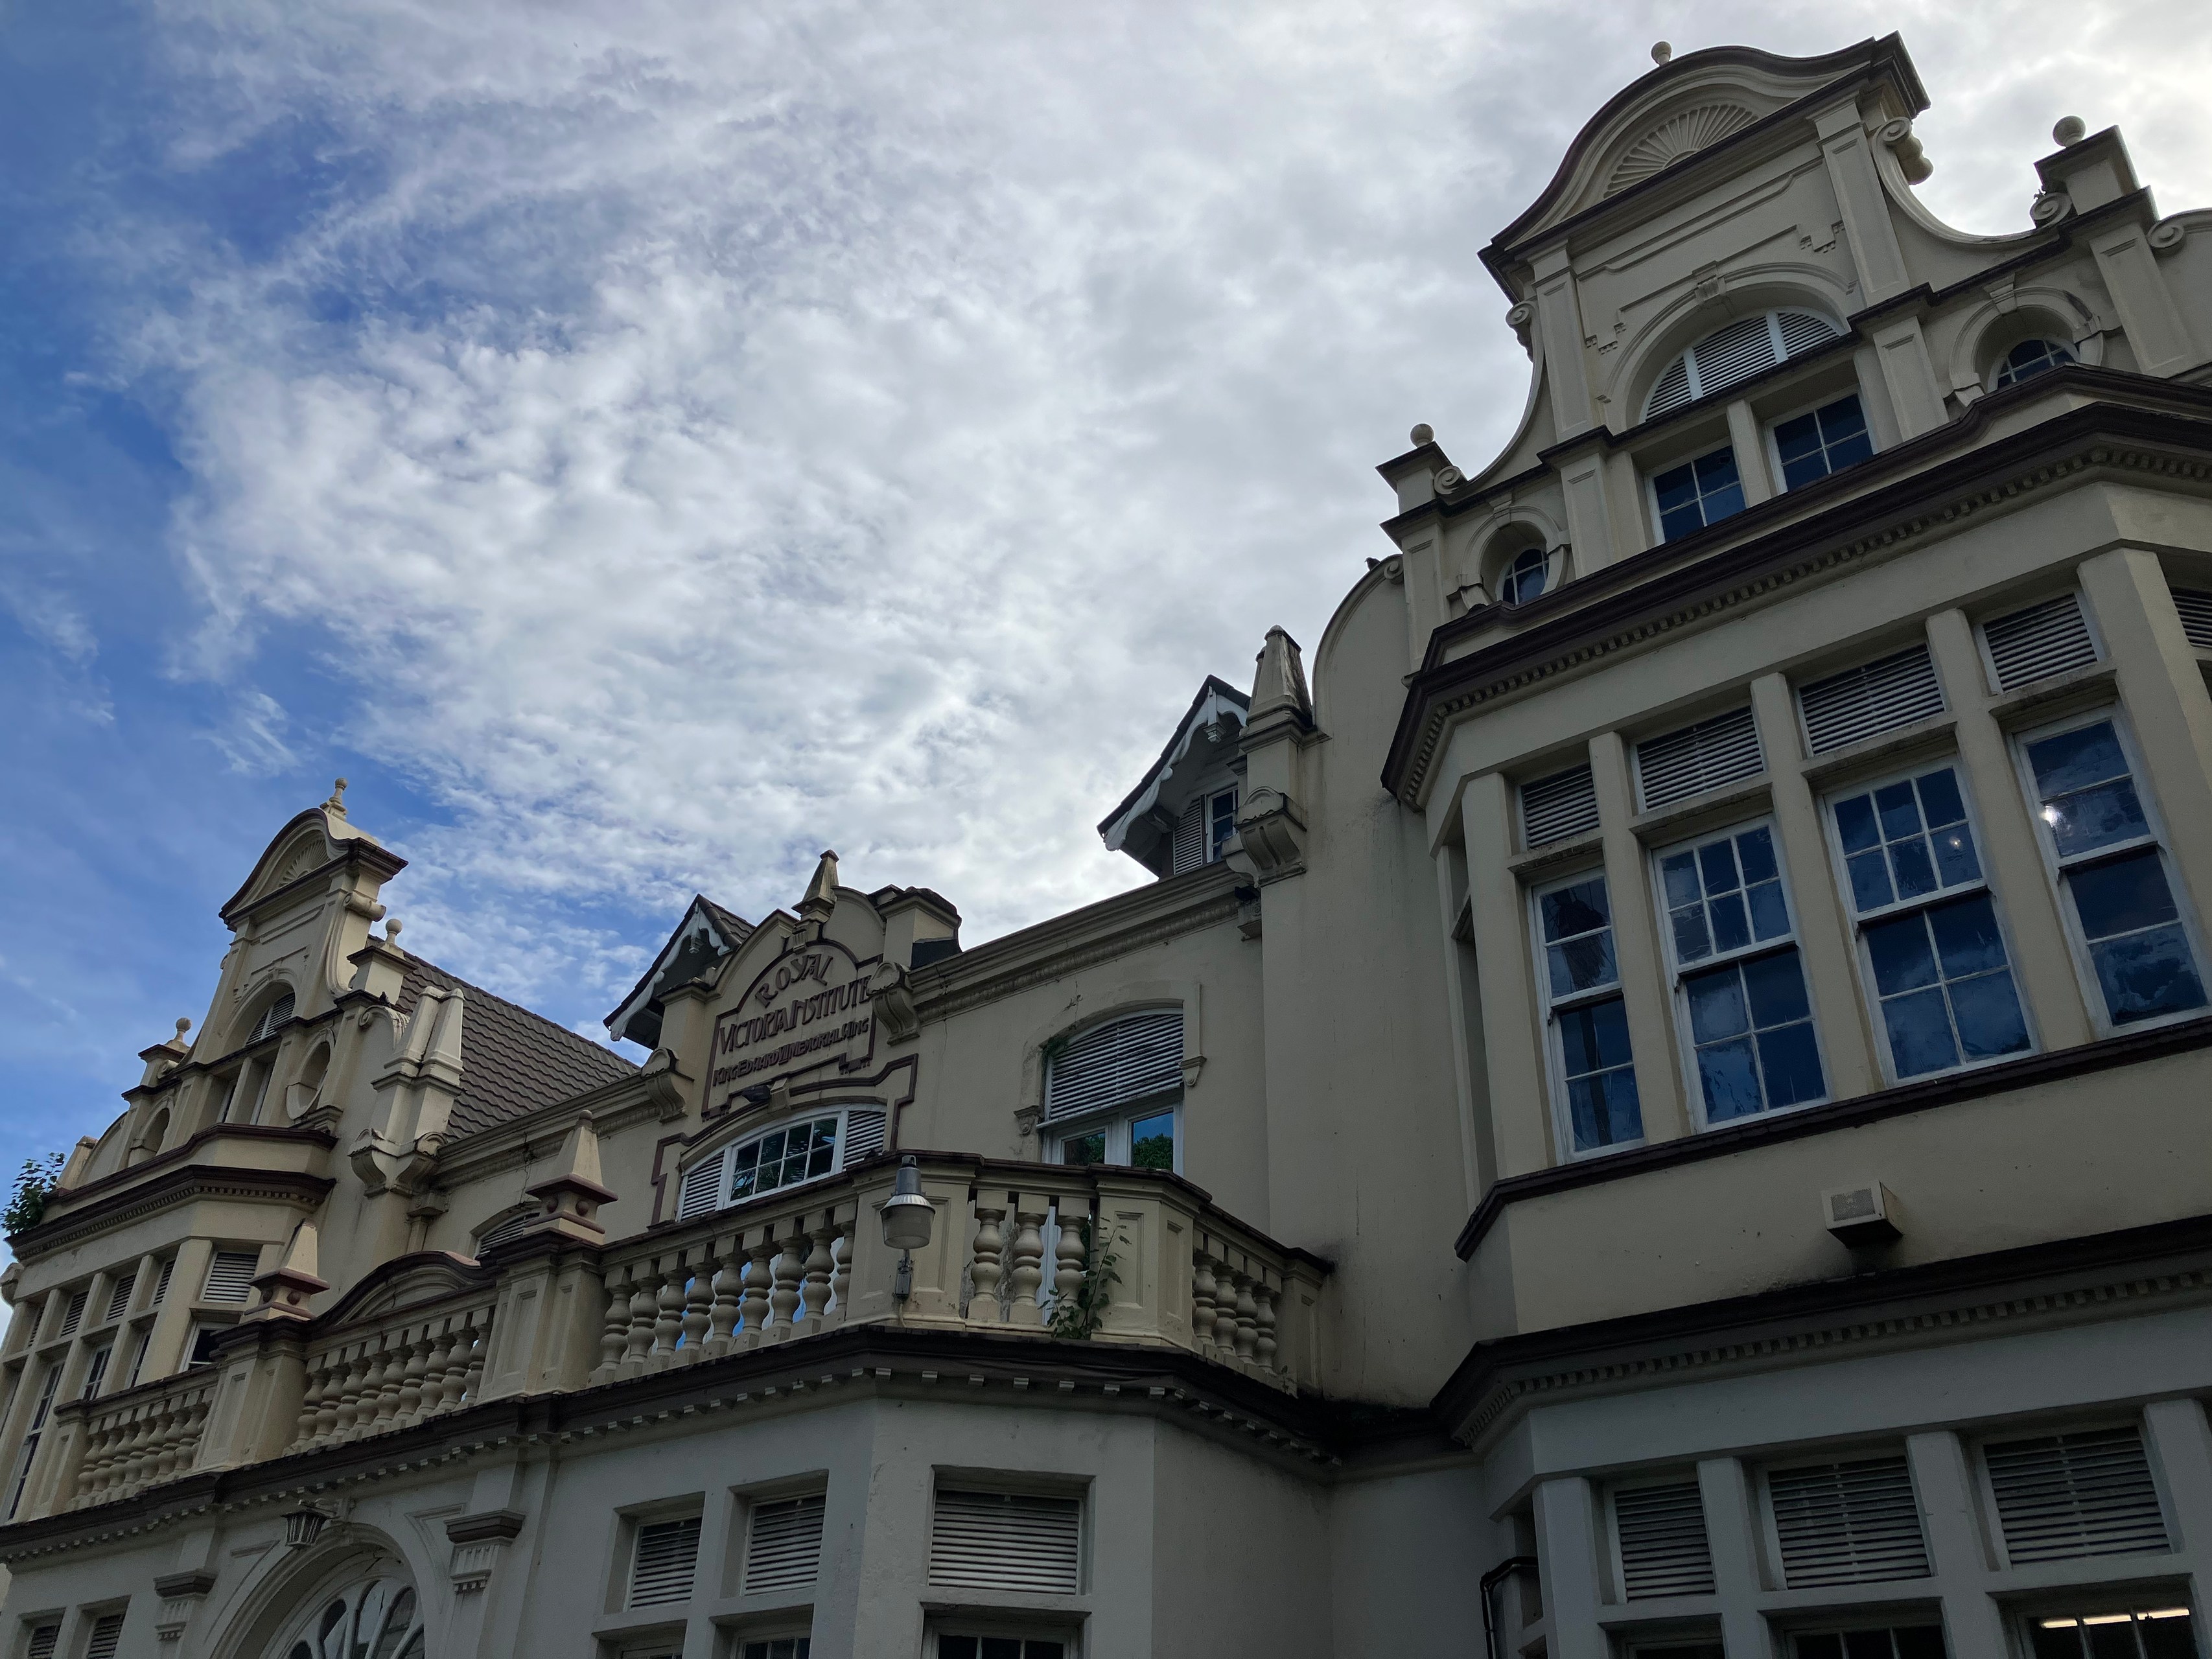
399 958 637 1139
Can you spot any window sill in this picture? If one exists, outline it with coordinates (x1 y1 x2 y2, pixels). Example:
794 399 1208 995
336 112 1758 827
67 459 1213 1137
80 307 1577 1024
1986 660 2119 727
1629 776 1773 844
1798 711 1959 788
1507 828 1605 879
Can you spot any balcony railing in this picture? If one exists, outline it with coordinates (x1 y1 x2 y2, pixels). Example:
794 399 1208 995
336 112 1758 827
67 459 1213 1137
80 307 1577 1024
56 1371 217 1511
288 1292 497 1454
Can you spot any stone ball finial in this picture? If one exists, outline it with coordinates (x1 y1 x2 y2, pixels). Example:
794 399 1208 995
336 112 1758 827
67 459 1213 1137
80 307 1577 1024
1410 423 1434 447
1651 41 1672 64
2053 115 2087 146
175 1017 192 1036
385 917 403 941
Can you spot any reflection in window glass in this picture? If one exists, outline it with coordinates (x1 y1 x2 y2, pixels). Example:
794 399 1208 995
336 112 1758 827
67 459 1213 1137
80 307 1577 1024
1060 1130 1107 1166
1834 767 2030 1076
1653 448 1747 542
2028 1607 2195 1659
1793 1627 1946 1659
1995 338 2075 389
1128 1111 1175 1170
1502 546 1550 605
1536 872 1642 1152
1774 394 1874 490
2023 719 2206 1025
729 1116 841 1203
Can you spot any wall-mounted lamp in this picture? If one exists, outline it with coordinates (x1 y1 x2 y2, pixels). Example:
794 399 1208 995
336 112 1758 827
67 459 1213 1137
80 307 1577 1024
282 1504 332 1549
881 1155 935 1301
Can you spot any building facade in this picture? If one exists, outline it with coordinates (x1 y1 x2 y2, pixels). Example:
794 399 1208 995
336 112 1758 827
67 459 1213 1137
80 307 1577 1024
5 32 2212 1659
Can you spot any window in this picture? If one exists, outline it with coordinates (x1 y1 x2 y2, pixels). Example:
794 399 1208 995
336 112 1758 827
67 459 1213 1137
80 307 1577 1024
6 1363 60 1518
738 1643 812 1659
201 1251 261 1305
248 992 296 1044
102 1275 135 1325
1981 594 2099 691
744 1493 826 1593
152 1258 173 1306
2018 716 2207 1026
1767 1457 1929 1587
1791 1627 1946 1659
1636 706 1762 809
1994 337 2075 389
1797 645 1945 755
1613 1479 1714 1599
58 1294 86 1339
1657 824 1824 1122
629 1515 703 1608
929 1489 1082 1594
936 1639 1067 1659
23 1625 58 1659
1651 447 1747 542
673 1106 888 1222
1985 1427 2170 1564
1520 763 1599 848
218 1063 274 1126
1043 1010 1183 1171
1169 787 1239 874
1501 544 1550 605
84 1616 124 1659
2168 586 2212 650
122 1328 150 1391
1644 309 1844 419
183 1325 226 1369
78 1343 111 1402
1832 765 2031 1078
2029 1608 2195 1659
1533 872 1643 1154
1773 393 1874 490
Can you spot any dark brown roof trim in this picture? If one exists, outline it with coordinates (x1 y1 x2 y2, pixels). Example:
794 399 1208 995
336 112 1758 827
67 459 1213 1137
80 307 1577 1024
218 811 406 925
1382 383 2212 802
1480 36 1926 297
1433 1210 2212 1434
10 1162 337 1260
1455 1014 2212 1260
1095 673 1253 837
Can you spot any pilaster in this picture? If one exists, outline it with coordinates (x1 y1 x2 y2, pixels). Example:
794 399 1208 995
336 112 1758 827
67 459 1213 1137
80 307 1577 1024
1815 99 1912 307
1590 731 1688 1145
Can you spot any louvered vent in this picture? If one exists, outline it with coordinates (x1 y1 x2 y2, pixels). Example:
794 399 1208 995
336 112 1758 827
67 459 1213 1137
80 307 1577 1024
84 1616 124 1659
25 1627 58 1659
1985 1427 2169 1564
1646 358 1694 419
1981 594 2099 691
1694 316 1780 393
1768 1457 1930 1587
1170 800 1205 874
929 1489 1082 1594
58 1293 87 1338
630 1516 703 1607
1636 707 1763 809
250 992 296 1043
1775 310 1841 356
1520 764 1600 848
103 1275 135 1324
676 1156 725 1221
1644 311 1843 421
1614 1480 1716 1599
200 1251 261 1305
745 1494 827 1592
476 1209 537 1251
2170 588 2212 650
1797 645 1946 754
153 1259 174 1306
1043 1010 1183 1121
843 1109 888 1163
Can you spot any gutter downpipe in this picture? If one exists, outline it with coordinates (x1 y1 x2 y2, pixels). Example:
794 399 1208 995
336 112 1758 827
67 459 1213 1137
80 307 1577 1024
1480 1555 1539 1659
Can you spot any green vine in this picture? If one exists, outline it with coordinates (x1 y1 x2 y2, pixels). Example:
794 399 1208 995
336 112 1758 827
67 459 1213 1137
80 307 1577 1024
1047 1220 1121 1341
4 1153 66 1237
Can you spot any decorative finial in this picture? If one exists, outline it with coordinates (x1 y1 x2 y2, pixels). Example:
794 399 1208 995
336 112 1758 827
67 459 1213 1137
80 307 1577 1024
175 1017 192 1037
384 917 402 942
325 776 349 817
2052 115 2086 147
1651 41 1672 64
1409 423 1434 447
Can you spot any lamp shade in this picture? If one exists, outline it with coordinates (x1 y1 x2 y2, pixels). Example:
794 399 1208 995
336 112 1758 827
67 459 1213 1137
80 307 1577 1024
880 1156 935 1252
283 1506 329 1548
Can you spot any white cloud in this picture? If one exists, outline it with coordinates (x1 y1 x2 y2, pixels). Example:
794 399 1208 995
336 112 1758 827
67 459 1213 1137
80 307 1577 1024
113 0 2212 1014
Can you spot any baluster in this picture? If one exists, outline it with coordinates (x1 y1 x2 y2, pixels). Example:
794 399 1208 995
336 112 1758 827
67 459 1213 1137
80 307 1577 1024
410 1325 452 1417
1191 1244 1218 1356
768 1225 804 1336
739 1233 776 1340
648 1268 685 1371
460 1317 488 1404
621 1270 659 1378
800 1218 836 1327
367 1336 405 1434
592 1267 633 1384
1231 1267 1259 1362
313 1354 346 1445
395 1328 432 1426
438 1318 476 1410
679 1260 714 1363
145 1404 178 1486
290 1362 327 1450
827 1219 852 1322
1054 1209 1088 1323
1252 1277 1278 1373
1006 1203 1047 1327
330 1345 367 1441
968 1204 1006 1323
706 1247 743 1356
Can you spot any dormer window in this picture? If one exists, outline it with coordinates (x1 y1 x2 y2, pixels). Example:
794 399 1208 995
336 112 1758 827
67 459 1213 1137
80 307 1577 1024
1651 448 1747 542
1501 545 1550 605
1771 393 1874 490
1172 787 1239 874
1643 310 1842 421
1993 337 2075 388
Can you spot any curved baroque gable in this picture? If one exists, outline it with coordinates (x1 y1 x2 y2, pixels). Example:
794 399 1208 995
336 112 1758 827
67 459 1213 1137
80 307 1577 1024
1605 103 1755 195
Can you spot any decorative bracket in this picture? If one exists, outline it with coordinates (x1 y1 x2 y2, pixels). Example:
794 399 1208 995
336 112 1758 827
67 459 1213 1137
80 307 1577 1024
152 1570 216 1644
445 1509 526 1595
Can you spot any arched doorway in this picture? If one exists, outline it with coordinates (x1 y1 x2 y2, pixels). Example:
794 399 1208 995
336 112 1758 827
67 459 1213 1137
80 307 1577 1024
271 1572 424 1659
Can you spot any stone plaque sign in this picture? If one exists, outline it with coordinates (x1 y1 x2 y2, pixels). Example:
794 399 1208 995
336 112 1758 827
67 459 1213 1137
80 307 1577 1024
706 939 878 1107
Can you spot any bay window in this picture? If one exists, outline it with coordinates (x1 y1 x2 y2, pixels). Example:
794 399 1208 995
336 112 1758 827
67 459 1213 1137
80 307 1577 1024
1532 870 1642 1154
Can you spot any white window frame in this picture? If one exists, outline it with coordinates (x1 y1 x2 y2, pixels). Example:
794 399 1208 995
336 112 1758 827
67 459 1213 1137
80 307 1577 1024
1205 785 1238 864
1649 816 1830 1129
1044 1098 1182 1174
1822 758 2038 1084
673 1103 883 1220
2008 706 2210 1038
925 1627 1082 1659
1644 441 1747 545
1763 385 1877 493
1495 542 1557 607
1529 864 1646 1161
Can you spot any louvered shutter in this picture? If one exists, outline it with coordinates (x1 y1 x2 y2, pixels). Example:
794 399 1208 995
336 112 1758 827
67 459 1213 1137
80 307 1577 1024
929 1489 1081 1593
59 1293 86 1338
1043 1010 1183 1121
1636 707 1763 809
251 992 296 1043
842 1109 887 1163
153 1259 174 1305
104 1275 135 1324
476 1209 536 1251
200 1251 261 1305
1614 1480 1715 1599
745 1494 826 1592
1981 594 2099 691
1768 1457 1929 1586
1170 800 1205 874
1775 310 1841 358
25 1627 58 1659
1646 356 1694 420
1985 1427 2169 1564
1796 645 1946 754
630 1516 703 1607
2170 588 2212 650
1520 764 1600 848
1690 316 1780 399
675 1154 726 1221
84 1616 124 1659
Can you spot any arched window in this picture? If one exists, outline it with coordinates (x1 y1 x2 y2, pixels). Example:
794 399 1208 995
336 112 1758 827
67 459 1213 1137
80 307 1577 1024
248 990 296 1045
280 1573 424 1659
673 1104 890 1222
1644 310 1843 420
1500 545 1551 606
1993 337 2075 389
1042 1008 1184 1171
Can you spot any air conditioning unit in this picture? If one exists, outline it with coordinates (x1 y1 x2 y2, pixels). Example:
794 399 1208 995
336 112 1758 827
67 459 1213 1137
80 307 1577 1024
1821 1182 1900 1246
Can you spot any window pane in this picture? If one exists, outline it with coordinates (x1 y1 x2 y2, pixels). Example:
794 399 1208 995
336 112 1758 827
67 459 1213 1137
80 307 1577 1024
1654 461 1701 516
1662 852 1703 909
1842 1632 1892 1659
2084 1624 2134 1659
1128 1112 1175 1170
1915 766 1966 827
1950 968 2031 1059
2026 723 2127 801
1550 933 1620 996
1567 1070 1644 1150
1756 1023 1826 1107
2092 923 2207 1023
1865 914 1940 995
1847 848 1895 911
1686 967 1750 1042
2048 780 2149 856
2071 849 2182 938
1671 905 1714 963
1742 949 1812 1025
1560 997 1635 1074
1709 891 1751 953
1543 878 1611 940
1061 1131 1106 1166
1695 1038 1764 1120
1883 986 1961 1074
1699 839 1741 892
2027 1623 2082 1659
1890 836 1938 899
1747 881 1791 940
1796 1638 1845 1659
1927 893 2008 977
981 1638 1022 1659
1891 1628 1946 1659
938 1642 979 1659
2140 1612 2197 1659
1835 794 1881 853
1738 825 1779 884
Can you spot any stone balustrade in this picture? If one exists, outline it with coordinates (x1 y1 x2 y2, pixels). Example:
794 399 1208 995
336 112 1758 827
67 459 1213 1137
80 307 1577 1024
61 1373 216 1510
288 1295 496 1452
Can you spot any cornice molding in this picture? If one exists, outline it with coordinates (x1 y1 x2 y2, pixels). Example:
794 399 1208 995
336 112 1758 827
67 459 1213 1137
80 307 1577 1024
11 1160 337 1262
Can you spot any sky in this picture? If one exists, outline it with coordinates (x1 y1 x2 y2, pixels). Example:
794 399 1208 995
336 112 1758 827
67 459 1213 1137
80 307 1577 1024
3 0 2209 1180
